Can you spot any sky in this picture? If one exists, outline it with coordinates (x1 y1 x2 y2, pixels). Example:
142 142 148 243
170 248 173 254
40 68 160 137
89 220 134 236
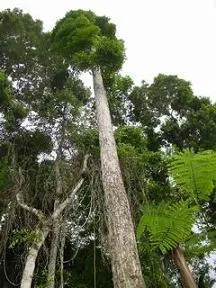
1 0 216 101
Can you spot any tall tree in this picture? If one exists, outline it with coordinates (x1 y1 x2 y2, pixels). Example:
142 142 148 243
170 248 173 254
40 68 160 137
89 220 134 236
52 10 145 288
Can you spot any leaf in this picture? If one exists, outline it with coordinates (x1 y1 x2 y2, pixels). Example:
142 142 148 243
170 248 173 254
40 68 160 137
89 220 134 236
170 150 216 201
137 201 197 254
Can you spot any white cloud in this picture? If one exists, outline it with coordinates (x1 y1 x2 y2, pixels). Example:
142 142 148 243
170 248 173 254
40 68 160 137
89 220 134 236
1 0 216 100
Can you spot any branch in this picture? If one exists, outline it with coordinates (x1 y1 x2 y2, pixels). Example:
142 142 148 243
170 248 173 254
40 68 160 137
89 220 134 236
16 167 45 220
52 179 84 219
81 153 90 174
16 191 45 220
52 154 89 220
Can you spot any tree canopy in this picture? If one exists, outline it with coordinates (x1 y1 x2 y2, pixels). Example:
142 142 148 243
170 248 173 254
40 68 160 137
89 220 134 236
52 10 125 71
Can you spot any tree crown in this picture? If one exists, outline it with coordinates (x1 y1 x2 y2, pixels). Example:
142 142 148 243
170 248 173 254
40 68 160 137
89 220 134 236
51 10 125 71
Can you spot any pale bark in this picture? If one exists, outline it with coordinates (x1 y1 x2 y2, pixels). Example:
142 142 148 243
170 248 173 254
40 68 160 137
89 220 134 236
47 216 60 288
47 161 62 288
172 246 197 288
59 224 66 288
16 191 44 219
92 67 145 288
52 154 89 220
20 227 49 288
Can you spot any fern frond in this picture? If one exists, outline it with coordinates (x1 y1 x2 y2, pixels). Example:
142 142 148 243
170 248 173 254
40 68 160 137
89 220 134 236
137 201 197 254
170 150 216 201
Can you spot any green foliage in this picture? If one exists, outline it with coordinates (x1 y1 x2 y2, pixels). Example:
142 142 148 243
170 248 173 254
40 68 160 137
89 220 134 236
206 189 216 227
170 150 216 201
52 10 98 55
34 270 49 288
129 74 194 126
2 130 53 169
10 102 28 118
9 228 42 248
50 69 69 91
0 71 28 130
4 102 28 131
75 128 100 156
148 74 193 117
115 126 171 224
129 81 162 150
0 71 12 106
129 81 152 124
62 243 113 288
95 16 116 38
14 130 52 156
139 242 176 288
0 160 10 190
115 126 147 153
185 231 216 259
129 75 216 152
183 102 216 151
160 98 216 152
0 8 43 74
104 74 133 125
94 37 125 71
39 76 90 119
52 10 125 71
137 201 197 254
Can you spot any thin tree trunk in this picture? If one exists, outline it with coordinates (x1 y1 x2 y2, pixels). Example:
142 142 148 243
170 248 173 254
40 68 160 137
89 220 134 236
47 160 62 288
92 67 145 288
59 223 66 288
172 246 197 288
20 227 49 288
47 216 60 288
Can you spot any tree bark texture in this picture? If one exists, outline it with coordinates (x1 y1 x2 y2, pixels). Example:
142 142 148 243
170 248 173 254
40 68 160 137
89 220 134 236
20 227 49 288
59 224 66 288
92 67 145 288
172 246 197 288
47 160 62 288
47 216 60 288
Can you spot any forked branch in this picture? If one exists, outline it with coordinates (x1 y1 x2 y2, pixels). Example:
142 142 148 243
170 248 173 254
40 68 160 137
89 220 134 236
52 154 89 219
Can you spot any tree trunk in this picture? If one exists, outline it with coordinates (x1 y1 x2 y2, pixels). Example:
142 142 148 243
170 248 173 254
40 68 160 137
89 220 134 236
20 227 49 288
47 217 60 288
59 223 66 288
92 67 145 288
172 246 197 288
47 160 62 288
